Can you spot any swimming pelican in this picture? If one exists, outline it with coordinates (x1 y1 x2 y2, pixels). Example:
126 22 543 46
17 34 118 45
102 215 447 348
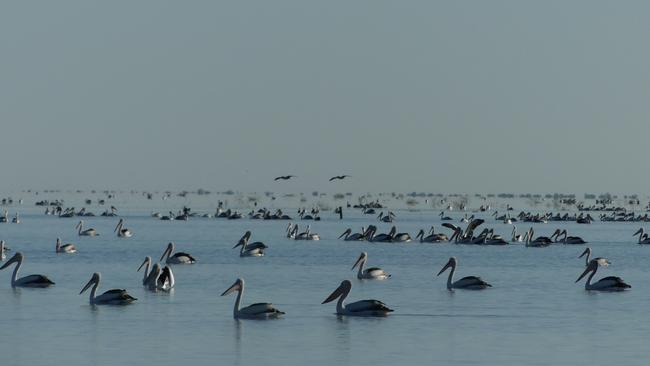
558 229 586 244
293 224 320 240
578 247 610 267
160 242 196 264
633 228 650 244
233 231 267 257
576 259 630 291
12 213 20 224
511 226 524 242
76 220 98 236
0 210 7 223
338 228 366 241
55 238 77 253
351 252 390 280
415 226 448 243
221 278 284 319
525 228 553 247
322 280 393 317
436 257 491 290
0 252 55 288
79 272 137 305
138 258 176 291
114 219 132 238
0 240 8 260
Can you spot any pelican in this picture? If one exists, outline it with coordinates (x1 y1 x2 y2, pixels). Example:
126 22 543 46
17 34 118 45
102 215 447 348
138 258 176 291
0 240 8 260
576 259 631 291
0 210 7 223
415 226 448 243
351 252 390 280
221 278 284 319
558 229 586 244
55 238 77 253
79 272 137 305
0 252 55 288
338 228 366 241
578 247 610 267
511 226 524 242
525 228 553 247
293 225 320 240
11 213 20 224
114 218 132 238
322 280 393 317
233 231 267 257
392 228 412 243
160 242 196 264
76 220 98 236
633 228 650 244
436 257 491 290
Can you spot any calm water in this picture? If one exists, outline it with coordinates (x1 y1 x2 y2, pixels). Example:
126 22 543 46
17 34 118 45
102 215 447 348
1 195 649 366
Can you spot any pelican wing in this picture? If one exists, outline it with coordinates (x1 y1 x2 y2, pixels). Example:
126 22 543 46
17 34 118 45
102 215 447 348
240 303 285 315
364 267 389 277
464 219 484 237
596 276 631 289
247 242 268 250
454 276 491 288
345 300 393 313
172 252 196 262
16 274 55 287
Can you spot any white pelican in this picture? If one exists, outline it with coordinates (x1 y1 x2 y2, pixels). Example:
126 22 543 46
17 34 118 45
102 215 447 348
138 258 175 292
338 228 366 241
56 238 77 253
0 240 8 260
633 228 650 244
114 218 132 238
437 257 491 290
80 272 137 305
221 278 284 319
578 247 610 267
292 224 320 240
351 252 390 280
0 252 55 288
160 242 196 264
233 231 267 257
576 259 630 291
558 230 586 244
415 227 448 243
76 220 98 236
322 280 393 317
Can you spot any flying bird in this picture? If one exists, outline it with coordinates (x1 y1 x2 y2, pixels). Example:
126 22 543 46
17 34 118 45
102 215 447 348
274 175 296 181
329 175 350 181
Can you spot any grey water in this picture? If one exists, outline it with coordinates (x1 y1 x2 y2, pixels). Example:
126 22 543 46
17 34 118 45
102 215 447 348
1 195 649 366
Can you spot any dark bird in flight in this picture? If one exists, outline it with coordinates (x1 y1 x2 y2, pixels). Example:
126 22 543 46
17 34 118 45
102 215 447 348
329 175 350 181
274 175 296 181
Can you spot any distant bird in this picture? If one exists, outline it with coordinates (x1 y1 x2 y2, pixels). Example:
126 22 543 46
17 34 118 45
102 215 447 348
274 175 296 181
329 175 350 181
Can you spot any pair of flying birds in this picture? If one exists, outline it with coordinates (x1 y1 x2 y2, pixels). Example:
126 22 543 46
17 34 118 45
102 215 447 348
274 175 350 181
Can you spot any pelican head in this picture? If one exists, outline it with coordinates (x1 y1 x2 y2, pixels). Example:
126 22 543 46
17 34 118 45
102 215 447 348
338 228 352 239
80 272 101 294
76 220 84 229
437 257 457 276
351 252 368 270
138 256 152 272
0 252 23 270
322 280 352 304
221 278 244 296
114 218 124 232
160 243 175 262
578 247 591 259
633 228 644 237
576 260 600 283
233 231 252 249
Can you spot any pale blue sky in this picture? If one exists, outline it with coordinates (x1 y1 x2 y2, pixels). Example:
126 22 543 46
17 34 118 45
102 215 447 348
1 1 648 193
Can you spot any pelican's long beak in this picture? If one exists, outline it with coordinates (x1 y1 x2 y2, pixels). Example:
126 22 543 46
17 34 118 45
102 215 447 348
338 229 350 239
576 265 594 283
0 254 18 270
437 260 452 276
137 258 149 272
322 285 344 304
351 254 365 270
578 248 589 258
160 244 172 262
80 277 95 294
221 281 241 296
232 240 244 249
633 228 643 236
